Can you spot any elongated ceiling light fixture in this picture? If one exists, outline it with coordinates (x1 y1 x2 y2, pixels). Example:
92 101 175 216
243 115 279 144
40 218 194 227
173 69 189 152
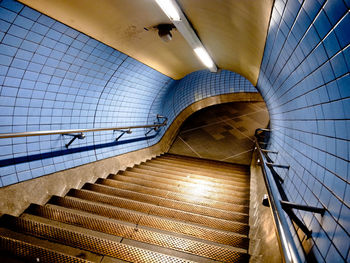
155 0 217 72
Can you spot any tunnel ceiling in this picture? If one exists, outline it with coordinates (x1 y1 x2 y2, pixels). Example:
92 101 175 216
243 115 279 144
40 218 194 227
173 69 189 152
18 0 273 85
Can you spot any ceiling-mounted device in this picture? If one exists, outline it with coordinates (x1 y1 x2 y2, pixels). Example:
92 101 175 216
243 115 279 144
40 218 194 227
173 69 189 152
154 0 217 72
156 24 175 42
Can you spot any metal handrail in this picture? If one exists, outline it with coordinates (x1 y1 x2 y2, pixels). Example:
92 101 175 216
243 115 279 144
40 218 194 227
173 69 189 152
0 115 167 139
255 139 304 263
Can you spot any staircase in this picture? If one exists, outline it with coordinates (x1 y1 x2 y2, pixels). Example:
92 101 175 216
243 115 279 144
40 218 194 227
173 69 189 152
0 153 251 263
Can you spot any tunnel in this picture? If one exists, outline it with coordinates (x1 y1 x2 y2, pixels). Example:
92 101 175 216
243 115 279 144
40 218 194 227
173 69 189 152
0 0 349 262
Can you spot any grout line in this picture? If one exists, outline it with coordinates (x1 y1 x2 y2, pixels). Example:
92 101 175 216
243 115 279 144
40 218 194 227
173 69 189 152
178 136 202 158
220 149 254 161
180 109 266 134
222 119 255 142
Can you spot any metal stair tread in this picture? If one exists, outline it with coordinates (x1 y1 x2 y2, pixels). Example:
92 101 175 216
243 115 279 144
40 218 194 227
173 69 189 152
68 189 250 235
110 172 250 205
26 204 249 262
49 196 250 249
103 176 250 213
148 158 249 177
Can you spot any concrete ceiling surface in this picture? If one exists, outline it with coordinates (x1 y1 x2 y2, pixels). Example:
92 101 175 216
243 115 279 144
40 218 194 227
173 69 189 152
19 0 273 84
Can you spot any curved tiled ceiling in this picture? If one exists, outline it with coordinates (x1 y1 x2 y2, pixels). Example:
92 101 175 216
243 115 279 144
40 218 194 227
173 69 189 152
18 0 273 84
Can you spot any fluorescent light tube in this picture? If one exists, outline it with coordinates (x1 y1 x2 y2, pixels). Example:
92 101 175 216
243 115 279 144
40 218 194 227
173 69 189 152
155 0 181 21
194 47 215 69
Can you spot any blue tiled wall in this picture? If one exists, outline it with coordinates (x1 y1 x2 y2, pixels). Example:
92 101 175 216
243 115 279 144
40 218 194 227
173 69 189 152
258 0 349 261
0 0 256 187
0 0 172 186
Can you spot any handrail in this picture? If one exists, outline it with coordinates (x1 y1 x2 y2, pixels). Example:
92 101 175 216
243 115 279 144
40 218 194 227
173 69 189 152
255 139 304 263
0 115 167 139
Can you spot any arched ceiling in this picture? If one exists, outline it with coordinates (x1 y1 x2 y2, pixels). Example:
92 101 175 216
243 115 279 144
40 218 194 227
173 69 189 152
18 0 273 85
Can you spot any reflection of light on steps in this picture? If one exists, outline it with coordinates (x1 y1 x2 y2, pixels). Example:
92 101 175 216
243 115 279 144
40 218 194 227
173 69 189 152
191 180 212 197
0 153 251 262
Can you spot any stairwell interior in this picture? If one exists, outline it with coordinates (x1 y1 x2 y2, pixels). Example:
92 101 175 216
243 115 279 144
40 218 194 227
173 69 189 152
0 153 254 263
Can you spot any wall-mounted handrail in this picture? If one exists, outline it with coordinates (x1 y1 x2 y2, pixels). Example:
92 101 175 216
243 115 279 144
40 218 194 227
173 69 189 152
255 138 304 263
0 115 167 139
255 129 325 263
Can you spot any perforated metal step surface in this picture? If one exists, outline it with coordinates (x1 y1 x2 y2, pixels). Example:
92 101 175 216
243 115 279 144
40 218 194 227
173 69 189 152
0 154 251 262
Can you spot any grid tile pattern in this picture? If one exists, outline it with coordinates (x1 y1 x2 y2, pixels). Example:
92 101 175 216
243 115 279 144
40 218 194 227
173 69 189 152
0 0 256 187
0 0 171 186
147 70 258 147
257 0 350 261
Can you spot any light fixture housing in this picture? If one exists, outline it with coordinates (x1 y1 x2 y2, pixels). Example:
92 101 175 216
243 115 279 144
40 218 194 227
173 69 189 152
155 0 181 21
194 47 215 70
156 24 175 42
154 0 217 72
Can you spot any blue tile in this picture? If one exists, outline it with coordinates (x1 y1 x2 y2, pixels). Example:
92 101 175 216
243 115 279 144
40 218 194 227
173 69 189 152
52 21 68 33
20 39 38 52
31 22 49 35
335 12 350 49
0 6 17 23
2 33 22 47
17 170 32 181
324 0 348 26
337 74 350 98
323 31 341 58
37 14 55 27
4 76 20 87
325 244 346 262
315 228 332 258
8 24 28 38
314 10 332 39
13 15 33 30
303 0 322 20
46 28 62 40
0 0 23 13
0 43 17 56
0 19 11 33
15 49 32 61
11 57 28 69
20 6 40 21
7 67 24 78
31 53 47 65
332 225 349 259
1 174 18 186
25 31 43 43
330 52 348 78
59 34 73 45
27 62 43 72
36 45 51 56
0 54 13 66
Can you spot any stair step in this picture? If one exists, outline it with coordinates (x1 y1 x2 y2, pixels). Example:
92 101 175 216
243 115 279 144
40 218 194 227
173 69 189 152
25 204 249 262
1 154 252 262
130 164 248 185
83 183 249 225
103 176 249 212
68 189 250 235
49 196 250 249
164 153 249 171
0 227 97 263
0 215 196 263
126 166 249 190
114 171 250 204
159 154 249 173
139 161 249 183
97 178 249 222
149 158 249 178
128 166 249 193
